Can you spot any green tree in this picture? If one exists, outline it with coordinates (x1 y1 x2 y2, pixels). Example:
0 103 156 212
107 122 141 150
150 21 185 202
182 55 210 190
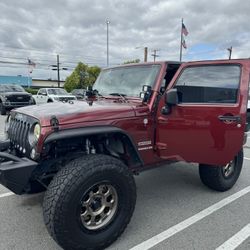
86 66 101 86
64 62 101 92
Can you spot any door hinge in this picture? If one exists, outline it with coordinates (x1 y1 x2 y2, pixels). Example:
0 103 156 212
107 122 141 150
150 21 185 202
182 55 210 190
156 142 168 150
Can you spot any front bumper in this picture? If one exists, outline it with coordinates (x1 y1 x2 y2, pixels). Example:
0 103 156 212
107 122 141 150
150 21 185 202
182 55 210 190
0 142 37 194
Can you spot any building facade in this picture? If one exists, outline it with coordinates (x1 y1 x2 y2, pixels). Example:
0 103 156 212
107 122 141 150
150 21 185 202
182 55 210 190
0 75 65 88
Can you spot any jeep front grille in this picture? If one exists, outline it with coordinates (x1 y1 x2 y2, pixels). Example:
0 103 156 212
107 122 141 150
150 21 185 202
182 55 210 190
59 97 76 102
7 94 31 102
8 115 35 157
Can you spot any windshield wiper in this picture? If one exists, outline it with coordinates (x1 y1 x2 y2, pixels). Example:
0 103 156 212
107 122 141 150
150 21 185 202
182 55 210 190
109 93 127 97
109 93 128 102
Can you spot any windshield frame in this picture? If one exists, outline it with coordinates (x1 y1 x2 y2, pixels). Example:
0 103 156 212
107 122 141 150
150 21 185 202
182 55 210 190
93 64 162 98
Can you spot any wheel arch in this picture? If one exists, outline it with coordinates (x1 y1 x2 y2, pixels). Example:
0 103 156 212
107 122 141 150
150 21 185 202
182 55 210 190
44 126 143 168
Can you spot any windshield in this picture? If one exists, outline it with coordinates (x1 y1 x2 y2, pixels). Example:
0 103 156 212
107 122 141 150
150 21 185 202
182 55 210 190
48 88 68 95
0 84 25 93
72 89 85 95
93 65 161 97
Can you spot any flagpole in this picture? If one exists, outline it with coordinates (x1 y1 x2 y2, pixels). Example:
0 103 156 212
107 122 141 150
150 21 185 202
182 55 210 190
179 18 183 62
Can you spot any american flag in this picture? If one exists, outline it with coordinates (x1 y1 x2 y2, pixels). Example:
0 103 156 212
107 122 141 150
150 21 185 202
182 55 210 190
182 39 187 49
182 23 188 36
28 58 36 67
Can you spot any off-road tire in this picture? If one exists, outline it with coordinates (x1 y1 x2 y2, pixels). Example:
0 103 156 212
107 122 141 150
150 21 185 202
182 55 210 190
43 154 136 250
0 103 6 115
199 149 243 192
47 99 53 103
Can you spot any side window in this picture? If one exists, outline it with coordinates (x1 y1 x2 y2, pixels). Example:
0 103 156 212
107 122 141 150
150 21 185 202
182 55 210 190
38 89 46 95
174 65 241 104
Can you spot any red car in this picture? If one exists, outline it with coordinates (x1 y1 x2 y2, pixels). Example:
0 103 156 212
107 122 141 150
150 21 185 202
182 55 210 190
0 59 249 250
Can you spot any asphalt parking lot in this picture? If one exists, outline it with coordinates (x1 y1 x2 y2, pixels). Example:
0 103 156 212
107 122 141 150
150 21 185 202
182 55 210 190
0 114 249 250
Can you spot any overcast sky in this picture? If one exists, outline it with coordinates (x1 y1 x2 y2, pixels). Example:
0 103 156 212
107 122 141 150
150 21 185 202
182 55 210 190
0 0 249 80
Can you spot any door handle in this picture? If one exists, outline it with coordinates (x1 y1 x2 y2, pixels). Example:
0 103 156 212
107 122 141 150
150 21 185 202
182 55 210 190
218 115 241 123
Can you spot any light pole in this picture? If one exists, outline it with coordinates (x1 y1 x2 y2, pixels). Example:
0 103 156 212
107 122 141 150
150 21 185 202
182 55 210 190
106 20 110 67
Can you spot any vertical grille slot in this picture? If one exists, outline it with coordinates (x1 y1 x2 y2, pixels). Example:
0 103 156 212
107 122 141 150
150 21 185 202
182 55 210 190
8 115 35 157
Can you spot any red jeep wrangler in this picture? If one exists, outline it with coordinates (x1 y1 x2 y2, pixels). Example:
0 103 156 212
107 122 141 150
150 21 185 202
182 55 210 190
0 59 249 250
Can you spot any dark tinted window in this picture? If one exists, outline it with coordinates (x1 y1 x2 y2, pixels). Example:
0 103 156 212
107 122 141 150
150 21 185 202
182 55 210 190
175 65 241 103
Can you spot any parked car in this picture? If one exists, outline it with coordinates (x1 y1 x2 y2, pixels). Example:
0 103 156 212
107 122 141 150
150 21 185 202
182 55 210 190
0 59 250 250
33 88 77 104
71 89 86 100
0 84 35 115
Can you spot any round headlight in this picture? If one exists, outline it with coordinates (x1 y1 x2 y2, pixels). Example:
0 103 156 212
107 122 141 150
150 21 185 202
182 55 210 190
28 123 41 145
34 123 41 140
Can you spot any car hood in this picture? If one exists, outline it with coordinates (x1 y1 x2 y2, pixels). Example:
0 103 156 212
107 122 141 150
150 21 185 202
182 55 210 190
2 92 31 96
14 100 137 126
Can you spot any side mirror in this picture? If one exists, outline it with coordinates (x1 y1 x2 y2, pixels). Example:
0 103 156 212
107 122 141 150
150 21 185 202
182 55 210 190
165 89 179 106
162 89 179 115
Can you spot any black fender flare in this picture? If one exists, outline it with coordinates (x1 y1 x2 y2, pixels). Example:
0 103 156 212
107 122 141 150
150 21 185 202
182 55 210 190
44 125 143 167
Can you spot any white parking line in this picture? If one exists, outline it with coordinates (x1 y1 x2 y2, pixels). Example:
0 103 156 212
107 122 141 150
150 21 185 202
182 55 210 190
216 223 250 250
0 192 13 198
129 186 250 250
244 157 250 161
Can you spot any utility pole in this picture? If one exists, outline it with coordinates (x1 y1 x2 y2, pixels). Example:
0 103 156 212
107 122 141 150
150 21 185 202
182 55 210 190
57 54 60 87
106 20 110 67
50 54 68 88
227 46 232 60
144 47 148 62
151 49 160 62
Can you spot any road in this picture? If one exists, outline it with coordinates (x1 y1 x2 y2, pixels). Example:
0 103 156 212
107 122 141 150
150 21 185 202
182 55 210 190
0 114 249 250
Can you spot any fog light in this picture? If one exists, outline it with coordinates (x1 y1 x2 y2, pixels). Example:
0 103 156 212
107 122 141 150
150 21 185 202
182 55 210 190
30 148 36 159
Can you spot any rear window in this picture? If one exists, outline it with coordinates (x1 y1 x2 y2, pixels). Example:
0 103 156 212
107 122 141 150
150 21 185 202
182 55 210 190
174 65 241 104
